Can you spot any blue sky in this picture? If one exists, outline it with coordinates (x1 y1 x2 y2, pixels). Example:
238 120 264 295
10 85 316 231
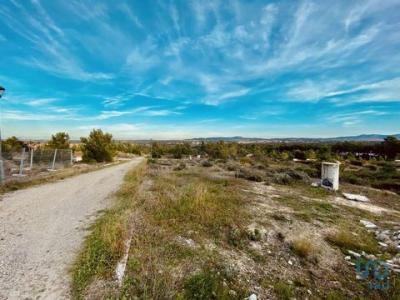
0 0 399 139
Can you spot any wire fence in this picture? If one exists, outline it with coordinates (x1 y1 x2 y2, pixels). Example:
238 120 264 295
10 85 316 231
0 148 73 182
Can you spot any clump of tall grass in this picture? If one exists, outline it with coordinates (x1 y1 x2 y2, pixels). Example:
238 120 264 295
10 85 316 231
326 226 379 254
291 237 319 260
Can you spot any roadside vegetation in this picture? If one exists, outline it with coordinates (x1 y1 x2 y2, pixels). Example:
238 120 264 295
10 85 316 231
74 151 399 299
0 129 146 192
71 160 147 299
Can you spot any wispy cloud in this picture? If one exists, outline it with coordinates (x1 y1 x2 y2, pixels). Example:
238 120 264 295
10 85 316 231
95 110 132 120
1 1 399 138
286 77 400 104
326 110 388 127
1 0 113 81
26 98 59 107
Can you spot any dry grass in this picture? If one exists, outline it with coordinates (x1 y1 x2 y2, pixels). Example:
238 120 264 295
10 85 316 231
118 167 251 299
73 159 400 299
326 226 379 254
71 160 146 299
291 237 318 259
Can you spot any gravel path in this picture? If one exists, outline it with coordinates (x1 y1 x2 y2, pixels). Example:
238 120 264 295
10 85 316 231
0 158 143 300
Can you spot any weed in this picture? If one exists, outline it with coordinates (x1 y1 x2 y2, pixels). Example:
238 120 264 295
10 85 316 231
247 228 262 241
326 226 379 254
274 281 294 300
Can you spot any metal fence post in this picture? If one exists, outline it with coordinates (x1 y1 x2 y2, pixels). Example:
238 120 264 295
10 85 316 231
50 149 58 170
70 149 73 166
0 160 4 184
29 149 34 170
19 148 25 176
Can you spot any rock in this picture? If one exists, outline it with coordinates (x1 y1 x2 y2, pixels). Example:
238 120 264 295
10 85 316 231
348 250 361 258
247 294 257 300
376 232 389 242
288 260 293 265
343 193 369 202
345 256 351 261
360 220 377 229
176 236 196 248
378 242 388 248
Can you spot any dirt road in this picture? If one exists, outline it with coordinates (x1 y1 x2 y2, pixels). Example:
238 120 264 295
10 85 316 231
0 158 143 300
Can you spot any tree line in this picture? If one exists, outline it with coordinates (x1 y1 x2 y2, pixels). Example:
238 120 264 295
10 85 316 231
2 133 399 163
151 136 400 161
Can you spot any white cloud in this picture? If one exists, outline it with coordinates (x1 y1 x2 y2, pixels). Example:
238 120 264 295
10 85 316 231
26 98 59 107
125 47 159 72
287 77 400 103
326 110 388 127
96 110 132 120
142 109 180 117
118 3 144 29
1 1 113 81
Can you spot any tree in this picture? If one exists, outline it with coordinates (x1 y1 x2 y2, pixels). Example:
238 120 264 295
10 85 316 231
382 136 400 160
150 142 163 158
170 143 192 158
47 132 70 149
80 129 115 162
2 136 23 152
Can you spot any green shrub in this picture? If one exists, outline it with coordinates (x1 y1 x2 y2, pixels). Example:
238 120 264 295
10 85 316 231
202 160 213 167
350 159 363 166
46 132 70 149
183 271 229 300
274 281 294 300
80 129 115 163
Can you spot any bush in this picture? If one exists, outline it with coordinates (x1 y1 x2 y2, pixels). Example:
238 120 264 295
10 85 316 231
151 142 163 158
47 132 70 149
372 181 400 194
80 129 115 163
235 168 263 182
341 172 361 185
202 160 213 167
350 159 363 166
273 169 311 185
183 267 245 300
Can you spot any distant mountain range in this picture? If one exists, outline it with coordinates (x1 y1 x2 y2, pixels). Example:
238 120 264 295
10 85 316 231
187 134 400 143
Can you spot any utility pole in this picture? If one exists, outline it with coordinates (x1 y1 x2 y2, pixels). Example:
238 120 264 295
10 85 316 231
0 86 5 183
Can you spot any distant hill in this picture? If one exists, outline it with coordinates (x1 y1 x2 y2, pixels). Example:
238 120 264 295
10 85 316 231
187 134 400 143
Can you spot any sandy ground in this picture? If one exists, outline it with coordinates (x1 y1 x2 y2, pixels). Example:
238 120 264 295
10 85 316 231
0 158 143 300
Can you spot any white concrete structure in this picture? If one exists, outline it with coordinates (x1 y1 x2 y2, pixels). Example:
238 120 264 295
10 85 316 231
321 162 340 191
